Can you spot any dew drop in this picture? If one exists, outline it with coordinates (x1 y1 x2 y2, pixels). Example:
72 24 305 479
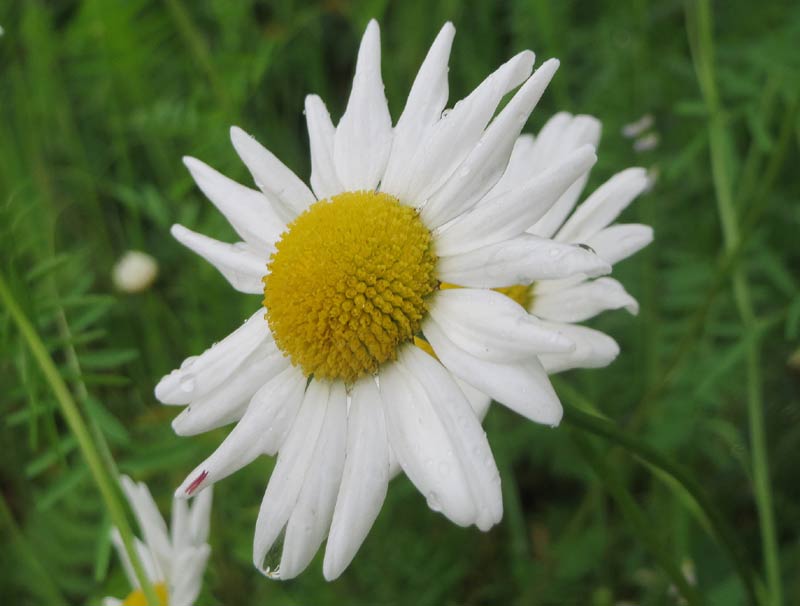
426 491 442 512
261 529 285 580
179 375 196 393
549 248 560 257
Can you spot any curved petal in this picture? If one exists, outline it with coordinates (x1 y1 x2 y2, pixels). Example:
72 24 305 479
170 224 267 294
334 20 393 191
381 23 455 199
437 234 611 288
253 381 329 575
230 126 316 220
421 59 560 228
305 95 342 200
183 156 286 253
323 376 389 580
155 308 270 405
119 477 171 575
389 51 535 205
584 223 654 265
531 277 639 322
380 359 477 526
174 366 306 497
556 167 649 242
280 382 347 580
423 317 562 426
399 346 502 530
538 322 620 373
434 145 596 255
429 288 574 361
455 377 491 421
171 342 288 436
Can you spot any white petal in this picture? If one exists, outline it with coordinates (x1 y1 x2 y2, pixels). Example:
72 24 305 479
556 167 649 242
429 288 574 361
280 382 347 579
584 223 654 265
323 376 389 580
253 380 329 574
174 366 306 497
421 59 560 228
187 486 213 544
334 20 393 191
388 51 535 205
538 322 620 373
437 234 611 288
455 377 492 421
527 114 603 237
119 477 171 576
380 359 477 526
423 317 562 426
155 308 269 405
170 224 266 294
531 277 639 322
399 346 502 530
183 156 286 253
229 126 316 221
170 544 210 606
171 342 288 436
381 23 455 198
305 94 342 200
483 133 537 196
434 145 597 255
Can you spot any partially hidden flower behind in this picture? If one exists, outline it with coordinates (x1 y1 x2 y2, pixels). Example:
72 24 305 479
463 113 654 419
104 476 212 606
156 21 613 581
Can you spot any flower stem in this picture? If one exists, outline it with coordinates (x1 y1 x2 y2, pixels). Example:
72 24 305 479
685 2 782 604
562 402 758 605
0 271 160 606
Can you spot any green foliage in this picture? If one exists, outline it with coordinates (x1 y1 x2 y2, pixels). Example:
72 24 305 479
1 0 799 605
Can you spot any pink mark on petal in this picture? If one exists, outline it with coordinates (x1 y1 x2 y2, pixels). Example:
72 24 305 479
185 470 208 496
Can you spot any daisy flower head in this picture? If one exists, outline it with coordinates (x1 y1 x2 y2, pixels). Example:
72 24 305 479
157 20 612 580
468 112 654 396
104 476 212 606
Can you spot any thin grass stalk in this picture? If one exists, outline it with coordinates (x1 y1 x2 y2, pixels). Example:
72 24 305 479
0 271 161 606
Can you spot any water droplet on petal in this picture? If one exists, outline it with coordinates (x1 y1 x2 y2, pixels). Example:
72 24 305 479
426 491 442 512
179 375 196 392
549 248 560 257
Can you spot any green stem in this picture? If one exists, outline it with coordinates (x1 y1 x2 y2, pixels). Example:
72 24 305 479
687 2 782 604
0 271 160 606
562 403 758 606
570 434 702 606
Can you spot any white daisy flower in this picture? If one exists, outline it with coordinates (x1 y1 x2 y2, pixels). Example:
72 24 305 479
157 20 612 581
104 476 212 606
461 112 654 419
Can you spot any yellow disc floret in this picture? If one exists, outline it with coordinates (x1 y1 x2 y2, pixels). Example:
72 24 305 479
123 583 169 606
494 283 533 309
263 191 438 383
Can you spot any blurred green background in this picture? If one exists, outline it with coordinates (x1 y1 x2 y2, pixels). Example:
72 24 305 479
1 0 799 604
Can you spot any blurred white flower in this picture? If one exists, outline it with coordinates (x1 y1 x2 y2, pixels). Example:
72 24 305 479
621 113 654 138
113 251 159 293
634 132 660 153
157 20 613 581
103 476 212 606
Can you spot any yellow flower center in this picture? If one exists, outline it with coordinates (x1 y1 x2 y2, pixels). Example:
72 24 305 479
494 283 533 309
122 583 169 606
263 191 438 383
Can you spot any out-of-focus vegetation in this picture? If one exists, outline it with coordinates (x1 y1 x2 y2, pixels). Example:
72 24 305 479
1 1 799 604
